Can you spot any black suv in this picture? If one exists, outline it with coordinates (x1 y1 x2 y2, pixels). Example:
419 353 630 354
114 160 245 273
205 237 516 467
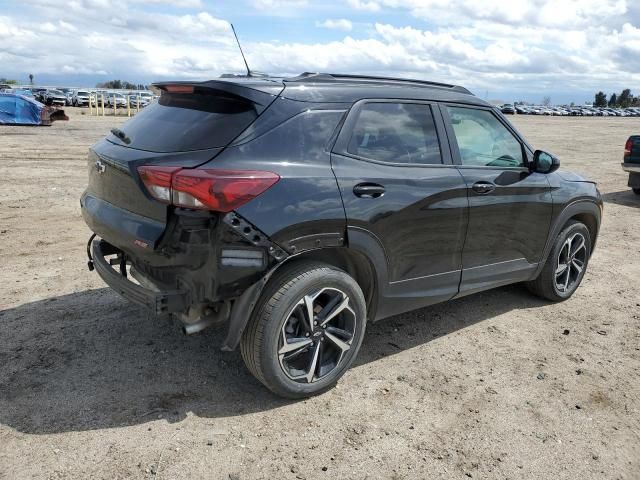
82 73 602 398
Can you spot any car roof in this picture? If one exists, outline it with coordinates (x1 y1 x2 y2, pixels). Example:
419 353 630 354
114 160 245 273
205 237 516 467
165 72 488 107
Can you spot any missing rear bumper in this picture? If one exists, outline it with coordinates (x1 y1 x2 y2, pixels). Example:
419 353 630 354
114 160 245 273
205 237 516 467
91 239 189 316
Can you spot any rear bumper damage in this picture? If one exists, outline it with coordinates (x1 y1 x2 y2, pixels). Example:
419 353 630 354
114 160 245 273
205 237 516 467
83 195 289 348
91 239 189 316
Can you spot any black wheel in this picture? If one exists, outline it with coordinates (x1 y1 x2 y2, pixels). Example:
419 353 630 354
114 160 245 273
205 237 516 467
527 220 591 301
633 188 640 195
240 261 366 399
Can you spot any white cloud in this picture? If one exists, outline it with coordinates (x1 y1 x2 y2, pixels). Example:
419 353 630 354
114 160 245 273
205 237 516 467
316 18 353 31
250 0 308 9
132 0 203 6
347 0 380 12
1 0 638 101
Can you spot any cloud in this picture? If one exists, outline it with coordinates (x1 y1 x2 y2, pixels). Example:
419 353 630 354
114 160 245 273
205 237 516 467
250 0 308 9
1 0 638 102
132 0 203 6
347 0 380 12
316 18 353 31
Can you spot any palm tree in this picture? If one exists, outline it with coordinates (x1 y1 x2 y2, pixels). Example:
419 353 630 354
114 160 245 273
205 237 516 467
29 74 33 85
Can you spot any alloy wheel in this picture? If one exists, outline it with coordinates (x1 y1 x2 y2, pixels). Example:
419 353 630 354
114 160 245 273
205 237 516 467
554 232 587 293
278 287 357 383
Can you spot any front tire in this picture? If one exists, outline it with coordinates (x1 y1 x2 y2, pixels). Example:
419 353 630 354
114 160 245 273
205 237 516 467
527 220 591 301
633 187 640 195
240 261 367 399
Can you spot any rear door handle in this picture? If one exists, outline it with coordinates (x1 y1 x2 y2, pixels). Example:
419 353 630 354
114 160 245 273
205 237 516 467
471 181 495 194
353 183 385 198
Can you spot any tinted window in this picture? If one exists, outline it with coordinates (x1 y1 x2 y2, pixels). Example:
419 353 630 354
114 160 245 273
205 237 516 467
110 91 258 152
347 103 442 165
446 106 524 167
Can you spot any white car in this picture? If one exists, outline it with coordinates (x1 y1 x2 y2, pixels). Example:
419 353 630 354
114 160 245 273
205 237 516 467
127 91 152 108
72 90 92 107
106 92 127 108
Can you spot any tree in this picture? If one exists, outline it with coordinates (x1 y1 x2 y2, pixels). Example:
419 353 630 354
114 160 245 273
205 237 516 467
618 88 632 108
542 96 551 106
28 74 33 85
0 78 18 85
608 93 618 107
594 91 607 108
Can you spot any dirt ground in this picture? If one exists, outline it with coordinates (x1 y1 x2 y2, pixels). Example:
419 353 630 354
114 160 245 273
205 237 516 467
1 108 639 480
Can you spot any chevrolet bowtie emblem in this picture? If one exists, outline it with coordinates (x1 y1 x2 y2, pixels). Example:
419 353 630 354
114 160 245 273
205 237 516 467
95 160 106 174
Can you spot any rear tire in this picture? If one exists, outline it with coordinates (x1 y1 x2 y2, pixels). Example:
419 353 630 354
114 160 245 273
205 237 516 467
526 220 591 301
633 188 640 195
240 261 367 399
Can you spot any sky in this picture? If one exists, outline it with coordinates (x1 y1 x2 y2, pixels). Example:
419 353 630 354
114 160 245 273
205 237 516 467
1 0 638 104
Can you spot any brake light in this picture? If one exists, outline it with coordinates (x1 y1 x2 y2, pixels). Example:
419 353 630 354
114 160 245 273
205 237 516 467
137 166 280 212
163 85 194 94
624 138 633 157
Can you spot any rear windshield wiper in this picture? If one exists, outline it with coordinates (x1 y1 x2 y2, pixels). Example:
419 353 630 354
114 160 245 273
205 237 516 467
110 128 131 144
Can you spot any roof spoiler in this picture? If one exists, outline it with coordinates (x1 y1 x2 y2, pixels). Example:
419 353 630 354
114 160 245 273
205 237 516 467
153 80 284 114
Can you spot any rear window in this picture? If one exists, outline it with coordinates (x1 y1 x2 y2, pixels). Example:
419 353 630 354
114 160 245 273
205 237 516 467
110 90 258 152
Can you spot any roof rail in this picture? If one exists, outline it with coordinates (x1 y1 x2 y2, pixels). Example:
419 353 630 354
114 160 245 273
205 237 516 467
285 72 472 94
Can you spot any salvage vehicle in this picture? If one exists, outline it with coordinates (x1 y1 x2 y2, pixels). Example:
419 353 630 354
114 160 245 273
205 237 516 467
623 135 640 194
0 92 68 125
82 73 603 398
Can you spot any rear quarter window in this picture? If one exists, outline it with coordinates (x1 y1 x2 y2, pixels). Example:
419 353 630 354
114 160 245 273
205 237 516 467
110 91 258 153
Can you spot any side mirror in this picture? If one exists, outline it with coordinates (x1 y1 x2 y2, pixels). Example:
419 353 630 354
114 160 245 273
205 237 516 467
532 150 560 174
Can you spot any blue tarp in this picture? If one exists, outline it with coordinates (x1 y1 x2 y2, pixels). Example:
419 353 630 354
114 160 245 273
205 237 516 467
0 93 45 125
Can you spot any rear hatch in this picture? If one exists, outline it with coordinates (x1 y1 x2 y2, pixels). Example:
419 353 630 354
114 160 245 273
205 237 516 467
82 79 284 250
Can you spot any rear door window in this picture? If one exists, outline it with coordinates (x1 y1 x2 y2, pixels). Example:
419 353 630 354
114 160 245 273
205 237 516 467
110 91 258 152
346 102 442 165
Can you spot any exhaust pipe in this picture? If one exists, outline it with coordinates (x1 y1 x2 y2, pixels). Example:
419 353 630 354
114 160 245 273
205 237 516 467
183 317 218 335
181 302 230 335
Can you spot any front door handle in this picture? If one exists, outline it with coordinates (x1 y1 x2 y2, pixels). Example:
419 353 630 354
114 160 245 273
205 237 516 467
471 181 495 194
353 183 385 198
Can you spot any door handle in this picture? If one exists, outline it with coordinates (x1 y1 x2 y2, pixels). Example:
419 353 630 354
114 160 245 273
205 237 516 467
471 181 495 194
353 183 385 198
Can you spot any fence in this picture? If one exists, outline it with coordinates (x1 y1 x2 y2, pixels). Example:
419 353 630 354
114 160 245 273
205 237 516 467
88 93 151 117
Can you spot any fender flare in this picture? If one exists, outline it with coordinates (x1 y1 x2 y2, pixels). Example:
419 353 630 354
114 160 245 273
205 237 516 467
532 199 601 279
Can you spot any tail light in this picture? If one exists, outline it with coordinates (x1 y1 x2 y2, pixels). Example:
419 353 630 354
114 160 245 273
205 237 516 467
137 166 279 213
624 138 633 158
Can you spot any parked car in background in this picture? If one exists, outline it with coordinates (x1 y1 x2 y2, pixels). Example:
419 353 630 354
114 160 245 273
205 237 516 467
106 92 127 108
81 73 603 398
31 88 48 102
127 91 151 108
4 88 34 98
59 88 73 106
501 103 515 114
623 135 640 195
44 89 67 106
72 90 92 107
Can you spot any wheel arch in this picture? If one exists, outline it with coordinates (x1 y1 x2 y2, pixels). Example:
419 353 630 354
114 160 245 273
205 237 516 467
221 229 387 351
280 247 378 320
532 199 601 279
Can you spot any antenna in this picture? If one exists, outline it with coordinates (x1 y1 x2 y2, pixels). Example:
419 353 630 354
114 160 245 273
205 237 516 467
230 23 252 77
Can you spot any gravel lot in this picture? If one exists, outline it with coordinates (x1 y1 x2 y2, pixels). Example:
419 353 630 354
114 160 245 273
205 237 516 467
1 109 639 480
